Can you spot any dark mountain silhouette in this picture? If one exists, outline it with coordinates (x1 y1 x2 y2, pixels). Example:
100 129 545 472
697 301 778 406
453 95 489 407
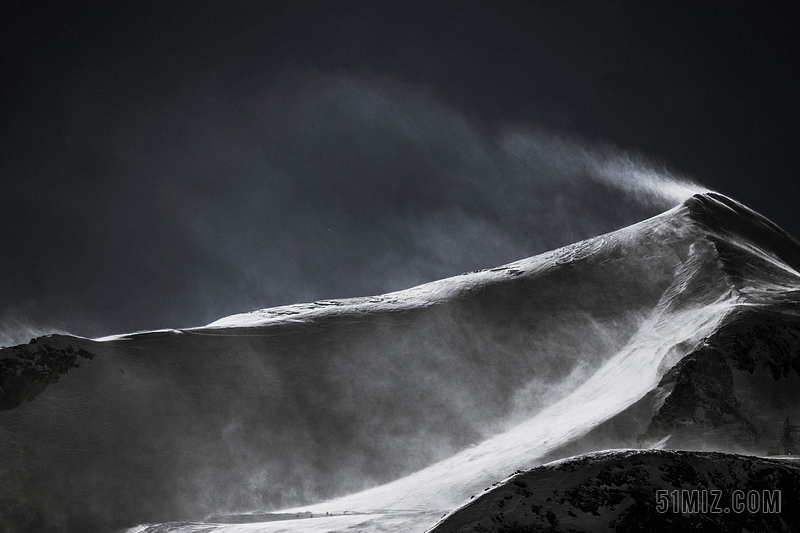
428 450 800 533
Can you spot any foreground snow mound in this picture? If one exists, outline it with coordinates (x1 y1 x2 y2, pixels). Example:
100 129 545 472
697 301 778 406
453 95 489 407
428 449 800 533
2 193 799 533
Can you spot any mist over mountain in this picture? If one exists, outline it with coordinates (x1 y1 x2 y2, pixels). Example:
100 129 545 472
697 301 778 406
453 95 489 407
2 192 799 533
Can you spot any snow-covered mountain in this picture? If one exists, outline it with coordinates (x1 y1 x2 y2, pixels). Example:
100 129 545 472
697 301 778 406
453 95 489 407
2 192 799 533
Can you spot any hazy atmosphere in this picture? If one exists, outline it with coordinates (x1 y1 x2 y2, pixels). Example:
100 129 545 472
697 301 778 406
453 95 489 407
2 1 796 344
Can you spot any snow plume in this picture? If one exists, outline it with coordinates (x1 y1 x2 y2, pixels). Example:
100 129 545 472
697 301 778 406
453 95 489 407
500 129 706 208
0 313 63 348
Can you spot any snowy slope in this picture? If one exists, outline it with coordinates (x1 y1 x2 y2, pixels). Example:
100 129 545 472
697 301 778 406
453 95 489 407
2 193 799 533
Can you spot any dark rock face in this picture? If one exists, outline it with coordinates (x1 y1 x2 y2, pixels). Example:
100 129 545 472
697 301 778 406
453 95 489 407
644 342 760 446
641 307 800 452
651 347 747 430
0 341 95 410
720 311 800 382
429 450 800 533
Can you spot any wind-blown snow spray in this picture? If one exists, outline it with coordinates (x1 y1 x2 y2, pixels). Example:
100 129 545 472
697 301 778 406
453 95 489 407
275 204 740 517
3 75 727 533
500 129 707 208
0 314 65 349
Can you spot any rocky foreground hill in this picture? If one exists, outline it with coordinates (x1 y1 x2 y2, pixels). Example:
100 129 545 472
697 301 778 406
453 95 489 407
428 449 800 533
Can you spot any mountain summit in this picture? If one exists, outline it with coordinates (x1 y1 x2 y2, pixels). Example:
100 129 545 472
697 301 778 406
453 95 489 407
2 193 799 533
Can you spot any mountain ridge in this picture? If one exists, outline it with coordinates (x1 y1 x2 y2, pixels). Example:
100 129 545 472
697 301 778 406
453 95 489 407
2 192 799 533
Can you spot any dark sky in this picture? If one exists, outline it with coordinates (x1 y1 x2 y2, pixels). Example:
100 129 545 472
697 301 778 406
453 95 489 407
1 1 797 343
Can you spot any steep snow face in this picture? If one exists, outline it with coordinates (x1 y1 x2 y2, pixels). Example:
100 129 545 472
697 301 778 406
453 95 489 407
2 194 799 533
272 235 738 517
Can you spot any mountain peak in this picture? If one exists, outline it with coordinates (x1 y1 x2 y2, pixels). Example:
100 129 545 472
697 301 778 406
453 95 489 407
684 192 800 273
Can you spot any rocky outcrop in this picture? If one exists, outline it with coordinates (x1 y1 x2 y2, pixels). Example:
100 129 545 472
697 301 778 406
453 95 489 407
0 339 95 410
429 450 800 533
640 307 800 453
